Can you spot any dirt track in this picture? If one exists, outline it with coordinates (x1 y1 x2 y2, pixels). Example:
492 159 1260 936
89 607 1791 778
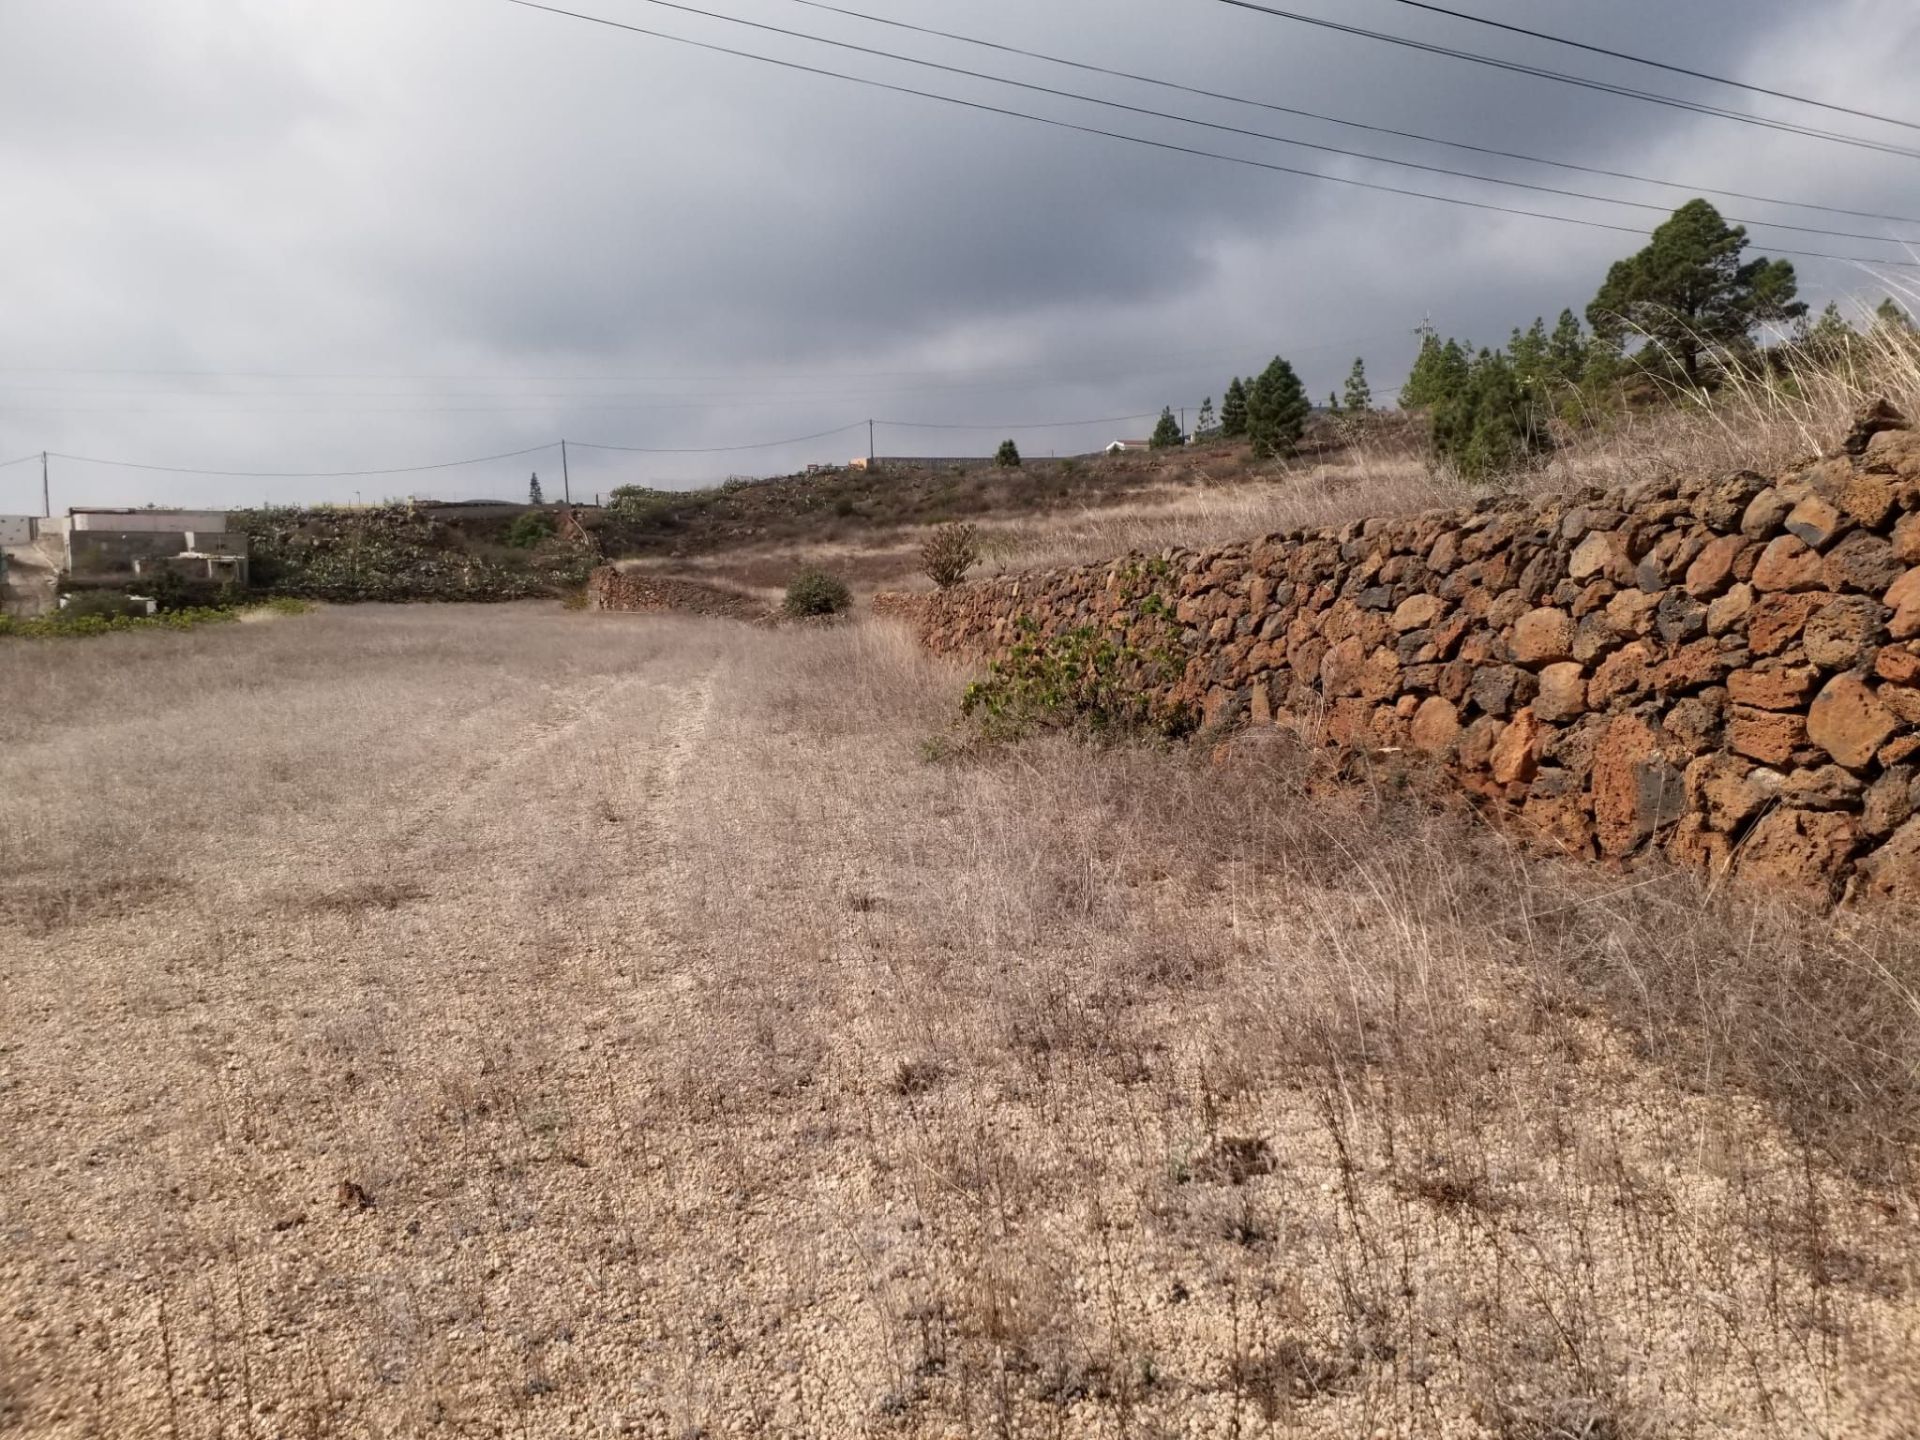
3 603 1917 1438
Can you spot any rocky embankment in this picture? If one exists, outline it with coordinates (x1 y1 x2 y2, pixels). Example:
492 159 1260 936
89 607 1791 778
878 403 1920 905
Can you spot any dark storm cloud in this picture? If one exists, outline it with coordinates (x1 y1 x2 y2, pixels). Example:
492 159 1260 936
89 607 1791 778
2 0 1917 508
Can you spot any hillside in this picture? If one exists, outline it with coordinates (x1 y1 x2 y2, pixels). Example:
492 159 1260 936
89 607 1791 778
230 418 1416 604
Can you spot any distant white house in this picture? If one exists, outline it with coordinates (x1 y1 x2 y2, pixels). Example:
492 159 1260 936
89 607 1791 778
1104 439 1152 455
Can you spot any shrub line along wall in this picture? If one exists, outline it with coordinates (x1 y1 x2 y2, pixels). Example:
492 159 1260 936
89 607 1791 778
875 404 1920 906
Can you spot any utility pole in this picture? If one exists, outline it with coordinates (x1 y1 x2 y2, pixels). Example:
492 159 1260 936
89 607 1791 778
560 439 572 505
41 452 50 518
868 419 875 467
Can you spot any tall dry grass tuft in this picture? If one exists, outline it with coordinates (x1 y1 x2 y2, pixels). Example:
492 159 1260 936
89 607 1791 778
1535 311 1920 496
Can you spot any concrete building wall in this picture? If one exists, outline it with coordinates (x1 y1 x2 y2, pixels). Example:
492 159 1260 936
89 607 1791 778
0 516 33 546
68 530 192 575
70 510 226 534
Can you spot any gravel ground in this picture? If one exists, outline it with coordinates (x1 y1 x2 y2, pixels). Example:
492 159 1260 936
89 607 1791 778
2 603 1915 1437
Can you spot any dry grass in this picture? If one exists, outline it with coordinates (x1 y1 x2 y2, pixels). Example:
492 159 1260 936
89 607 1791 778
619 437 1449 600
1524 308 1920 499
3 603 1917 1437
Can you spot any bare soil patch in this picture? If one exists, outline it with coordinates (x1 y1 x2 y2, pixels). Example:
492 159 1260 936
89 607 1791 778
1 605 1915 1437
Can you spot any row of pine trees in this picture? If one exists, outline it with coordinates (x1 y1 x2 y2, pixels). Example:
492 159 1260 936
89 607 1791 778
1147 355 1374 457
1132 200 1911 481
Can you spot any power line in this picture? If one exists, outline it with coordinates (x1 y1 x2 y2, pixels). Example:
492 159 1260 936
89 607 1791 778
1205 0 1920 161
580 0 1919 248
0 452 42 469
497 0 1920 269
879 410 1167 431
783 0 1920 228
0 332 1410 386
568 422 867 453
46 442 559 480
1382 0 1920 135
0 338 1403 406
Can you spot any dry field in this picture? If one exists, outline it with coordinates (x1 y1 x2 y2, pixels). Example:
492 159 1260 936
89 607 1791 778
617 444 1452 604
4 603 1919 1439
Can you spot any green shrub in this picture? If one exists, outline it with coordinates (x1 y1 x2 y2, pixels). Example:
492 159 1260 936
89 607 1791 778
2 604 242 640
962 618 1195 741
61 590 149 619
995 439 1021 468
506 511 556 548
784 569 852 618
920 522 981 590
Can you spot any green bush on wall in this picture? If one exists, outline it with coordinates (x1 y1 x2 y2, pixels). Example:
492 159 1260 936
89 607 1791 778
961 617 1195 741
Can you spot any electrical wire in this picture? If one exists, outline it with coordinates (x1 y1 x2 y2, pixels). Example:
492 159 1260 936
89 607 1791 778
45 442 560 480
496 0 1920 268
0 452 42 469
783 0 1920 228
1205 0 1920 161
878 411 1165 430
581 0 1920 248
0 338 1400 404
0 332 1410 385
567 422 867 453
1382 0 1920 134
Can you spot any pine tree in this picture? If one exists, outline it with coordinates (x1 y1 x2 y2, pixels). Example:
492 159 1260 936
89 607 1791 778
1328 392 1341 414
1508 318 1549 394
1875 297 1914 333
1431 348 1551 481
1220 377 1249 438
1400 327 1454 408
1803 301 1854 360
1246 356 1310 460
1342 357 1372 413
528 472 544 505
1587 199 1805 388
995 439 1022 468
1150 407 1184 449
1194 397 1218 440
1547 309 1587 388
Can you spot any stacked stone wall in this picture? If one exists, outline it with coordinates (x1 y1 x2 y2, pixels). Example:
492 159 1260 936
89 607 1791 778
875 405 1920 904
588 566 765 621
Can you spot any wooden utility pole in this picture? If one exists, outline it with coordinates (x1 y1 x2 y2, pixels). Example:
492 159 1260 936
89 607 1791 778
868 419 874 466
560 439 572 505
41 452 49 518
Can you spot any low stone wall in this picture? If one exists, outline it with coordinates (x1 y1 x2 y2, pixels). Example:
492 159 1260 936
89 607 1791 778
588 566 766 621
876 405 1920 905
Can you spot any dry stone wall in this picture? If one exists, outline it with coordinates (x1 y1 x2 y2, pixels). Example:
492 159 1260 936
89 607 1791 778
876 404 1920 906
588 566 766 621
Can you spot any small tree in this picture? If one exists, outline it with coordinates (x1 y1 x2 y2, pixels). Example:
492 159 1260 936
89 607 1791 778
1876 297 1914 333
1802 301 1855 362
1194 397 1218 440
1342 357 1372 413
1327 392 1341 414
995 439 1022 468
528 472 544 505
785 569 851 617
507 510 555 548
1220 377 1249 438
921 522 980 589
1401 330 1471 410
1245 355 1310 459
1431 347 1550 481
1150 407 1184 449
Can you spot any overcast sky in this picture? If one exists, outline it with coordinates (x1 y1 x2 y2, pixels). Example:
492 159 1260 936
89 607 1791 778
2 0 1918 509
